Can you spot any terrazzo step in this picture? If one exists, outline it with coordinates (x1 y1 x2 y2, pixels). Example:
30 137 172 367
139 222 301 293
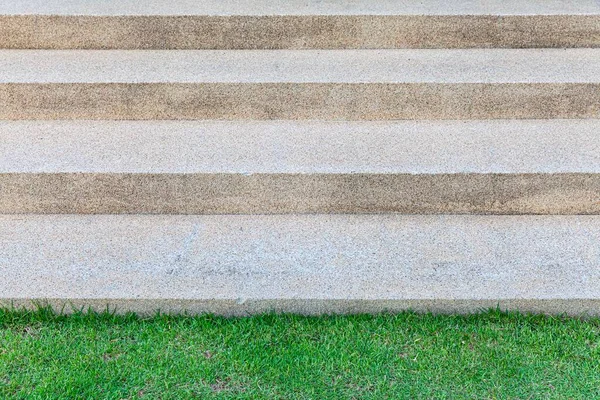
1 120 600 214
1 49 599 120
2 214 600 316
1 0 599 49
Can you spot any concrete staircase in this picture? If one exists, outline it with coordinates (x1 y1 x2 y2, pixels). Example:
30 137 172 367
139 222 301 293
1 1 599 315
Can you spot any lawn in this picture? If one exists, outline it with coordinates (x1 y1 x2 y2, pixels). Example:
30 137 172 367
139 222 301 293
1 308 599 399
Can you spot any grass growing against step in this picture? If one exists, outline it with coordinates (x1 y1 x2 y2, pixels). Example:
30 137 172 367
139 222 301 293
1 308 600 399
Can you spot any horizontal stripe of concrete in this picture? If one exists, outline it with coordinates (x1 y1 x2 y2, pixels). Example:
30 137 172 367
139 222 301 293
2 173 599 214
2 0 598 16
2 214 600 315
2 120 599 173
2 50 598 83
3 82 598 120
1 15 599 49
0 83 600 120
1 50 597 120
2 83 598 121
1 120 600 214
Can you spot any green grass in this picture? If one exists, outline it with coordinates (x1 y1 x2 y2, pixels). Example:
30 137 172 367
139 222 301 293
1 308 600 399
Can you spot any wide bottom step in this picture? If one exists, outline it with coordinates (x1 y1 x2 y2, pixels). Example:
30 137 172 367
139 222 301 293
2 214 599 316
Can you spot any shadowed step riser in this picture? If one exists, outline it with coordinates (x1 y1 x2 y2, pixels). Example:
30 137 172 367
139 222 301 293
2 173 600 214
1 83 599 120
2 15 599 49
8 299 600 317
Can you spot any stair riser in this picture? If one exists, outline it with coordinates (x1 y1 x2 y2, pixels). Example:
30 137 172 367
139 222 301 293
1 83 599 120
2 173 600 214
1 15 598 49
6 299 600 317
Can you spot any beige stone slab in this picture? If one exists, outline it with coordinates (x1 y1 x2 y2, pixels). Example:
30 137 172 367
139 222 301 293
2 15 599 49
2 173 600 214
0 82 598 120
2 214 600 316
1 50 597 120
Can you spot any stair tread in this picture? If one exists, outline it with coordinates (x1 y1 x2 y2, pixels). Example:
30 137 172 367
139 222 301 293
2 0 599 16
1 49 599 83
2 214 600 315
2 2 598 50
2 120 600 174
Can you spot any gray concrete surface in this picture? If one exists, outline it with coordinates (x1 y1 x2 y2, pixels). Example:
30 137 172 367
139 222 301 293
1 120 600 214
2 120 599 174
2 15 598 49
1 50 598 120
2 0 598 16
2 214 600 316
2 50 598 83
2 2 600 317
3 1 597 49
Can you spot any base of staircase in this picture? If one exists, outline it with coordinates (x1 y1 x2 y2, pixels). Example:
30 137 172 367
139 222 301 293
3 214 599 316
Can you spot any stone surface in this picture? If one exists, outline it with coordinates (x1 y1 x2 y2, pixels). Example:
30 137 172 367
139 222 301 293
2 214 600 316
4 173 600 215
0 50 598 120
3 120 600 174
3 1 598 49
3 82 598 120
3 49 598 83
3 0 599 16
1 4 600 317
1 15 599 49
1 120 600 214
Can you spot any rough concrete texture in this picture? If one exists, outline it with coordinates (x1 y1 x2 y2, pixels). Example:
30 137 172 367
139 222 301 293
3 172 600 215
2 214 600 316
2 0 599 16
2 15 599 49
0 50 597 120
1 120 600 214
4 82 599 120
3 50 598 83
2 120 599 174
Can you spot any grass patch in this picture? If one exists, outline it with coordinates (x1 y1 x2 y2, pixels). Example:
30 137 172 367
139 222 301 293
1 308 600 399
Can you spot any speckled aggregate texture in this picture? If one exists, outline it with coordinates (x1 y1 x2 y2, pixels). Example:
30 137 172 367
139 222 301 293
2 120 599 174
0 0 599 49
3 82 600 120
2 50 598 83
1 15 599 49
4 172 600 214
3 214 600 316
0 50 598 120
3 0 599 15
2 1 600 315
1 120 600 214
